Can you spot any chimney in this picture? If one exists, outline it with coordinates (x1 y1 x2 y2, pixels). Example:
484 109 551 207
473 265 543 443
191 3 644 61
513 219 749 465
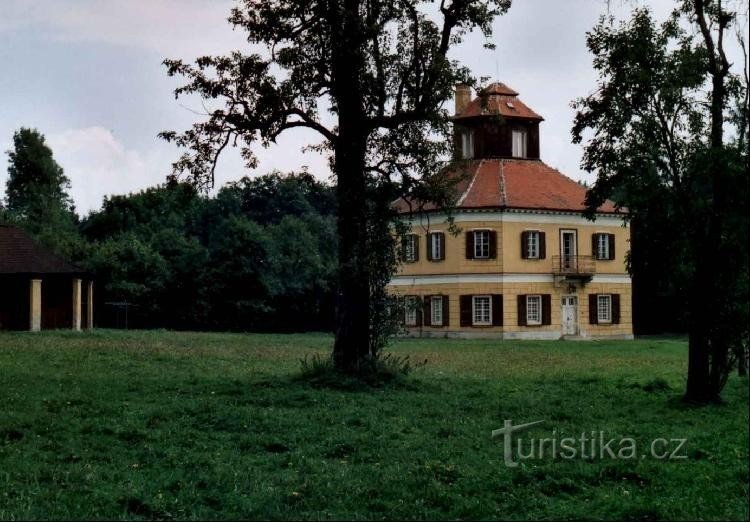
455 84 471 116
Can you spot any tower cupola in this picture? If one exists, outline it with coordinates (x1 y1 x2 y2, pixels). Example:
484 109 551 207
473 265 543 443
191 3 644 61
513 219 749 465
453 82 544 160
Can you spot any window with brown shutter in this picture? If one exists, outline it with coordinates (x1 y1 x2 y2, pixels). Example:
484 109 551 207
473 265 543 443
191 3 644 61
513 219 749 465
492 295 503 326
517 295 527 326
460 295 472 326
412 234 420 262
589 294 599 324
542 294 551 325
608 234 616 260
521 231 529 259
442 295 450 327
539 232 546 259
465 232 474 259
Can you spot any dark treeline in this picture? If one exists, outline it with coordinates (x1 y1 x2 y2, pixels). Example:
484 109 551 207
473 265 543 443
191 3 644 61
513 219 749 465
79 175 338 331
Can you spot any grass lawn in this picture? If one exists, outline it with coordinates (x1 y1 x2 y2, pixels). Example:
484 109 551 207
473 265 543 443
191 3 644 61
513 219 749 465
0 330 747 520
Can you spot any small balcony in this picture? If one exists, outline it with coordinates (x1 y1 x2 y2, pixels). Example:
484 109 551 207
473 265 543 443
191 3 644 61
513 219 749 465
552 255 596 279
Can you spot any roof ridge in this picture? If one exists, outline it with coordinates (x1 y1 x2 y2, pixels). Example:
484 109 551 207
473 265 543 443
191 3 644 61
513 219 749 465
499 160 507 207
456 160 482 207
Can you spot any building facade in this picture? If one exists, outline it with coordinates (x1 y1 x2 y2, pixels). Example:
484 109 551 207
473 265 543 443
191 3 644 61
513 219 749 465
389 83 633 339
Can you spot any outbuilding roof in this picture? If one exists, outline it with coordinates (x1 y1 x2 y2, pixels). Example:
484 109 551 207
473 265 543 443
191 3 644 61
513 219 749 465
0 225 85 275
393 159 619 215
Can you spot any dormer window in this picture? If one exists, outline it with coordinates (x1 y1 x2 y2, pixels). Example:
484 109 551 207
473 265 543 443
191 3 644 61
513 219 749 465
461 130 474 159
512 129 527 158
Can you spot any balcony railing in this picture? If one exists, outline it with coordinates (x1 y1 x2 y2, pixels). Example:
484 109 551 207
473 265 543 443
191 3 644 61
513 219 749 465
552 255 596 277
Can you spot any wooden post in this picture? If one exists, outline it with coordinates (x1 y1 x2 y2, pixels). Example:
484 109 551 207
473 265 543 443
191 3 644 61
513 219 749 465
72 278 82 331
29 279 42 331
86 281 94 330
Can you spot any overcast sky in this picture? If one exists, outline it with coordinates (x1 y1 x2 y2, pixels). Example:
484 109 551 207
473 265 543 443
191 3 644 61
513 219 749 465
0 0 712 214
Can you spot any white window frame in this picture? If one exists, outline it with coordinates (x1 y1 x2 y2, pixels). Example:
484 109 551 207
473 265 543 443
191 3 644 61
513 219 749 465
472 295 492 326
404 296 418 326
597 233 610 260
526 230 540 259
430 233 442 261
526 295 542 325
473 230 490 259
461 130 474 159
431 296 443 326
404 234 417 262
512 129 527 158
597 294 612 323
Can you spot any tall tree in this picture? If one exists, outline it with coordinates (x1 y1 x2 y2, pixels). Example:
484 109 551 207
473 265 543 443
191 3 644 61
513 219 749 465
573 1 749 402
161 0 510 374
4 128 79 254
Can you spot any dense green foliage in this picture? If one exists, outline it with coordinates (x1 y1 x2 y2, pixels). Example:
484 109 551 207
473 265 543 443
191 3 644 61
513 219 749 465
80 173 337 331
0 331 747 519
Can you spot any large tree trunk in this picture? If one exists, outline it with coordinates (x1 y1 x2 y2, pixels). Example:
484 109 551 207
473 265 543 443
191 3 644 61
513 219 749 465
332 131 371 372
330 0 372 373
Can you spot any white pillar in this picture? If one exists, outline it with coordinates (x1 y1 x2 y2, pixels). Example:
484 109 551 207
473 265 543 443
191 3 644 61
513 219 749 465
29 279 42 331
86 281 94 330
72 278 82 331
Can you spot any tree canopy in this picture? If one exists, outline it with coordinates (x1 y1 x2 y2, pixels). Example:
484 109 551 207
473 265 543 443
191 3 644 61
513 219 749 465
573 0 749 402
161 0 512 374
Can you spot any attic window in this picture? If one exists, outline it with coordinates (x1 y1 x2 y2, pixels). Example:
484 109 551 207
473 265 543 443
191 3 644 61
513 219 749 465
506 102 515 109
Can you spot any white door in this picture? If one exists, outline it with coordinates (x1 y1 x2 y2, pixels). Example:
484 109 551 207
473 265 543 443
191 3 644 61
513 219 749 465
561 295 578 335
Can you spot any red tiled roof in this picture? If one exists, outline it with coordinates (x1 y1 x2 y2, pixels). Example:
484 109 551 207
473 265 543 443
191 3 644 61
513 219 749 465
393 159 618 214
0 225 85 275
454 82 543 121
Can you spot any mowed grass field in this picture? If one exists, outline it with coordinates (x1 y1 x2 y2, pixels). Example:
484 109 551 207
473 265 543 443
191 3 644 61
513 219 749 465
0 331 747 520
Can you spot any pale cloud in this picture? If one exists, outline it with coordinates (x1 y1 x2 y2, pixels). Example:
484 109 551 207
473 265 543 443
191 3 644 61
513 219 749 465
45 127 167 214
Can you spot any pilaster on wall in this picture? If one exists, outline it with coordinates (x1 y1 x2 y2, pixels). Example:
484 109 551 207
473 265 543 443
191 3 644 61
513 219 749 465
29 279 42 332
72 278 82 331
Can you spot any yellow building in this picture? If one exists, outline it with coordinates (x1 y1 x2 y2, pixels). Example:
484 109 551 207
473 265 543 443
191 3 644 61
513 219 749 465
389 82 632 339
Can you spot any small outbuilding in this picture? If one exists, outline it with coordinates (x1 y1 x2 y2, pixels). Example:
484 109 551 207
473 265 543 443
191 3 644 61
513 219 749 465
0 225 93 331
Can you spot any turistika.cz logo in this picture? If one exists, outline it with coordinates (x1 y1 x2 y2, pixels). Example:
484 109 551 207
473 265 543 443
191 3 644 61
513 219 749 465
491 420 688 468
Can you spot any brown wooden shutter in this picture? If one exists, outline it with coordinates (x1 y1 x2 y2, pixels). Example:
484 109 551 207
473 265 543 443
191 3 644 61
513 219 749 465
539 232 547 259
589 294 599 324
438 233 446 260
517 295 527 326
542 294 552 325
608 234 616 260
460 295 472 326
465 232 474 259
400 237 407 262
415 296 422 326
592 234 599 260
521 231 529 259
492 295 503 326
489 230 497 259
423 296 432 326
442 295 450 327
426 235 433 261
412 235 419 262
612 294 621 324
